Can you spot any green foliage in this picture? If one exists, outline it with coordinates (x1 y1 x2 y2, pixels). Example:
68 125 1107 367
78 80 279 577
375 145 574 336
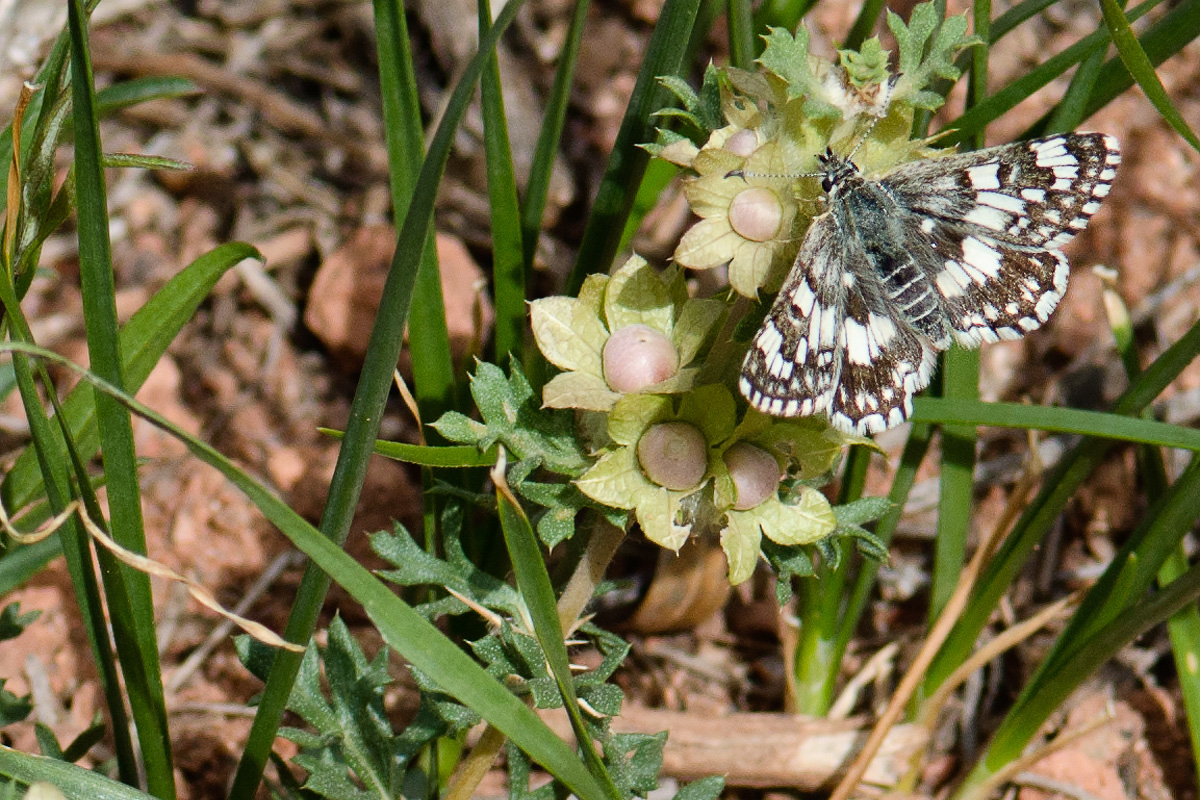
757 27 841 119
275 616 480 800
889 6 979 110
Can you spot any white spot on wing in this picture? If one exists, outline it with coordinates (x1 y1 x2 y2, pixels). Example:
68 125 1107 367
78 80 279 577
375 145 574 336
977 191 1025 214
961 236 1003 279
967 163 1001 190
964 205 1008 230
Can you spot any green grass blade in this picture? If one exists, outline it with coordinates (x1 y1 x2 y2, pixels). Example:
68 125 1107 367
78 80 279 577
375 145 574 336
479 0 526 368
0 271 139 783
955 457 1200 799
4 342 609 800
68 4 173 794
321 428 498 467
372 0 455 422
565 0 702 295
0 747 156 798
988 0 1060 42
844 0 888 51
2 242 256 513
1103 278 1200 782
727 0 755 68
494 463 620 797
931 2 987 622
835 423 935 660
93 76 199 116
520 0 589 277
910 398 1200 450
937 0 1163 145
924 314 1200 692
229 4 530 795
1098 0 1200 152
932 353 978 625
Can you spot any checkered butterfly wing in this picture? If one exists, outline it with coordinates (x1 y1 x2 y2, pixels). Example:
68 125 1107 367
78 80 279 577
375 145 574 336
881 133 1121 346
739 206 939 433
740 133 1120 435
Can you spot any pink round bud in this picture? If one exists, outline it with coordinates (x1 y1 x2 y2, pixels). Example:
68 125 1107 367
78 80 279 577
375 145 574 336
602 324 679 393
724 129 759 157
637 422 708 491
723 442 782 510
728 187 784 242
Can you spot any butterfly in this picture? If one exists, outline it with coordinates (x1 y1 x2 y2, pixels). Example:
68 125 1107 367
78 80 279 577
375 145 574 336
739 132 1121 435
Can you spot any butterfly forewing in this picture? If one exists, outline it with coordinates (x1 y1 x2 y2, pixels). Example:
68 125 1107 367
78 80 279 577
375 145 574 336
739 132 1121 435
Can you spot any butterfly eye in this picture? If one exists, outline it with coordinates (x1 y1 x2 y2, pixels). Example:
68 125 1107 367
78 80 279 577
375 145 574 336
821 175 834 193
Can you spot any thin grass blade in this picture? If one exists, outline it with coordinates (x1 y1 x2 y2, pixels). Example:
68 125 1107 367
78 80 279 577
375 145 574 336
566 0 702 294
3 341 610 800
229 4 532 795
68 4 173 793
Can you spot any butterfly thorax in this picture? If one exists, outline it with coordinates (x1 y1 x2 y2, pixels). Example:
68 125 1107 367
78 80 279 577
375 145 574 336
819 152 952 344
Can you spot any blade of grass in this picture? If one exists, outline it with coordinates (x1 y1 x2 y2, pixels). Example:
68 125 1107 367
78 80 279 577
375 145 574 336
1067 0 1200 131
519 0 589 390
834 424 935 668
2 242 257 513
479 0 526 368
68 4 173 795
493 458 620 798
931 0 987 623
936 0 1164 145
519 0 589 281
910 397 1200 450
954 456 1200 800
790 444 872 715
727 0 755 69
1102 275 1200 781
843 0 888 51
3 341 610 800
924 314 1200 693
565 0 703 295
0 747 155 798
0 270 139 783
1098 0 1200 152
372 0 454 424
229 3 531 795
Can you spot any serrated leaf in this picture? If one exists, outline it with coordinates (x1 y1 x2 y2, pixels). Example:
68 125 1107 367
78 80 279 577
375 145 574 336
834 496 892 527
852 527 890 562
658 74 701 113
606 732 667 796
455 361 591 476
429 410 488 445
371 522 522 619
0 603 39 642
757 27 834 112
0 680 31 726
697 62 726 131
674 776 726 800
578 682 623 717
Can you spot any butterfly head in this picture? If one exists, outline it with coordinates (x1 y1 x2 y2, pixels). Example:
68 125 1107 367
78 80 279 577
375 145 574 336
817 148 860 196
